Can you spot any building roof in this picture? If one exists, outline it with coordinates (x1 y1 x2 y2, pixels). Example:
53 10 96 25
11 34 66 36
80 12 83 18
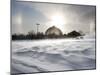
45 26 63 35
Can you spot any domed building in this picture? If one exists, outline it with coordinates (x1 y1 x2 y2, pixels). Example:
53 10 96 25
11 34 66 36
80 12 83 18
45 26 63 36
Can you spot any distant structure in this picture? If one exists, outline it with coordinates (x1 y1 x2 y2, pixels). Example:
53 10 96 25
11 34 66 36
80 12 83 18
67 30 81 37
36 23 40 34
45 26 63 36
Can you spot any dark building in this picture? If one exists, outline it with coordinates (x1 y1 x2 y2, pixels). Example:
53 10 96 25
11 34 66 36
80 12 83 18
45 26 63 36
67 30 81 37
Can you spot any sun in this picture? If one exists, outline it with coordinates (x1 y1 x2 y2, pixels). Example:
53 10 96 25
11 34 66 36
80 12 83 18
51 14 65 25
50 13 66 32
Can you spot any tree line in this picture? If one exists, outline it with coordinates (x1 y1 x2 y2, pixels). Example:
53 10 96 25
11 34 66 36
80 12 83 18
12 30 84 40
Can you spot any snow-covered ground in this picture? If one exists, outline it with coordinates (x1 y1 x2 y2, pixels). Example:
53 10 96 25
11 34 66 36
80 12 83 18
11 37 96 74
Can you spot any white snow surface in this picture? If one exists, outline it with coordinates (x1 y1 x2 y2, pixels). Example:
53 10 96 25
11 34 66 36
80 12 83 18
11 38 96 74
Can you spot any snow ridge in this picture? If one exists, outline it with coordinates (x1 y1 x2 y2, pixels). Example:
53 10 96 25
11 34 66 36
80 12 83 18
11 38 96 74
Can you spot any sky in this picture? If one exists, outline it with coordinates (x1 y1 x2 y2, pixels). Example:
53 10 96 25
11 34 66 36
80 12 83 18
11 0 96 34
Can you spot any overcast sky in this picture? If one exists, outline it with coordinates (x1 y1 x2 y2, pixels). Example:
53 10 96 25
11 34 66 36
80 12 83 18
11 0 96 34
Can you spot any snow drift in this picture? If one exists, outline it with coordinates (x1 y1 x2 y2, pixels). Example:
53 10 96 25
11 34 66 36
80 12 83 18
11 37 96 74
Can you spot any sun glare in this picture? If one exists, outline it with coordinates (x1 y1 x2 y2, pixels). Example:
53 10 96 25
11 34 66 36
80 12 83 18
16 15 22 25
50 13 66 32
51 14 65 25
15 14 23 33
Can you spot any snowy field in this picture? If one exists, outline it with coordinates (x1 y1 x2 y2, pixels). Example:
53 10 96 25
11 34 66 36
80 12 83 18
11 36 96 74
